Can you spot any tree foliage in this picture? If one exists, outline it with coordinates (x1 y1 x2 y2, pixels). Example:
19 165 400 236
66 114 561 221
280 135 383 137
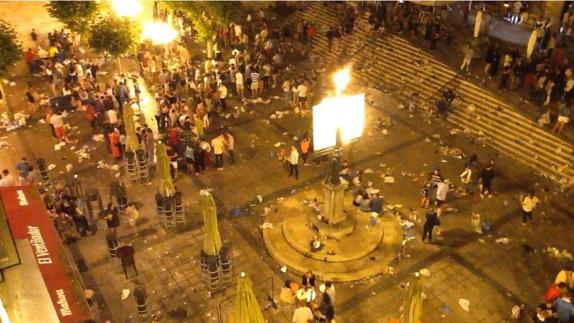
0 20 22 78
170 2 243 42
46 1 99 33
88 16 139 57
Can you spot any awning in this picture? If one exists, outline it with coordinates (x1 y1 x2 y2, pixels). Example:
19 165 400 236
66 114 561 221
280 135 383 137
0 187 92 323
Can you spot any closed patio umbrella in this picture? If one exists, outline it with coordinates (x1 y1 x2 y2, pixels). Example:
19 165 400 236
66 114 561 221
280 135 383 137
200 190 222 256
234 272 265 323
400 272 424 323
155 142 175 197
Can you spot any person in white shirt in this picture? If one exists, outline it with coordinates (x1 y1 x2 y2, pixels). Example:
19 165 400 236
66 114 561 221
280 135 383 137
50 111 66 141
297 83 308 109
435 180 449 206
218 84 228 111
521 191 539 225
106 108 118 126
211 135 225 170
0 170 16 187
235 71 244 98
292 303 313 323
288 145 299 180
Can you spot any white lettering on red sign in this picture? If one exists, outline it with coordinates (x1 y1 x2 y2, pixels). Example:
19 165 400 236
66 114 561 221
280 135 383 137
56 289 72 317
17 190 29 206
27 226 52 264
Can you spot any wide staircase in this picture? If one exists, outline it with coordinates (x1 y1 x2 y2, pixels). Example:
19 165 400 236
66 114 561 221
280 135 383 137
296 3 574 185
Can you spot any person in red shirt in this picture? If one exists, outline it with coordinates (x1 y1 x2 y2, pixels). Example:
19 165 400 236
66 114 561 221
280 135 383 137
109 128 122 160
85 103 97 129
168 126 179 148
24 48 35 73
307 23 317 43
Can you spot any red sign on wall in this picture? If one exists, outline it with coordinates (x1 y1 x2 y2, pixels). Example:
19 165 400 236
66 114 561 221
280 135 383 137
0 186 92 323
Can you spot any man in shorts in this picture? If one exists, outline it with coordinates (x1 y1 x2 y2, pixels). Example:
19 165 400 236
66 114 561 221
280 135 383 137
250 69 260 98
16 157 33 185
297 81 308 109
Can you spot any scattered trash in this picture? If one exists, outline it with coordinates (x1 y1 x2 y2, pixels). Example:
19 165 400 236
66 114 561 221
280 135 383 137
92 134 104 142
47 164 57 171
495 237 511 245
65 164 73 172
383 176 395 183
458 299 470 312
544 247 573 260
121 289 130 300
440 304 453 314
280 266 287 273
260 222 274 229
419 268 431 277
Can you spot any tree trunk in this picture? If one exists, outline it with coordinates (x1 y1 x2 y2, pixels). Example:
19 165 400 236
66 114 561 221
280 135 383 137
117 56 122 74
206 40 213 59
0 82 12 117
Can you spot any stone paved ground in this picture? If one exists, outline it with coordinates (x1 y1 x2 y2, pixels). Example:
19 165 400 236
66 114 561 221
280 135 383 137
1 3 574 323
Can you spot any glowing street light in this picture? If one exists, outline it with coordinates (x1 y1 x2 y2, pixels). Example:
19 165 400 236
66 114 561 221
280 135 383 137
312 67 365 225
141 22 178 45
312 67 365 152
111 0 142 18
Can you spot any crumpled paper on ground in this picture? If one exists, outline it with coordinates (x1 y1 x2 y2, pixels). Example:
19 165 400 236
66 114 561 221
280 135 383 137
458 299 470 311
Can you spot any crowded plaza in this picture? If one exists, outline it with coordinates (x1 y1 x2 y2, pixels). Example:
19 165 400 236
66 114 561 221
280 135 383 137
0 1 574 322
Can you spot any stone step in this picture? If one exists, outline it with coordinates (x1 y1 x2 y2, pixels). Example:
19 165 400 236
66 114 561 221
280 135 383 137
300 3 571 180
263 221 397 282
303 4 574 154
307 38 573 173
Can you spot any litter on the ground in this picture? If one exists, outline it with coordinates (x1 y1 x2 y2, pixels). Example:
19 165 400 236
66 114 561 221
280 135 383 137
458 298 470 311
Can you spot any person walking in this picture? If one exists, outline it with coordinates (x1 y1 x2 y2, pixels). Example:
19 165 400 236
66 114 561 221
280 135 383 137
50 111 67 142
235 69 244 98
422 209 440 242
109 128 122 160
300 136 310 165
521 191 539 225
211 135 225 170
193 143 206 174
224 132 235 164
250 68 261 98
288 145 300 180
218 83 228 112
125 202 140 234
15 157 33 185
104 202 120 234
435 179 449 206
480 160 495 198
460 44 474 74
553 101 571 134
316 293 335 322
297 81 308 110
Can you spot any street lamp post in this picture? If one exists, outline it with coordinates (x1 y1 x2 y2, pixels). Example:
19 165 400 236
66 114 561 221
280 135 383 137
313 67 365 227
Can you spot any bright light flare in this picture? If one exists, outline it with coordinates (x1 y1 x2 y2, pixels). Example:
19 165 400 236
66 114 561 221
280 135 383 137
112 0 142 18
333 67 351 95
141 22 178 45
313 94 365 151
0 299 10 323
